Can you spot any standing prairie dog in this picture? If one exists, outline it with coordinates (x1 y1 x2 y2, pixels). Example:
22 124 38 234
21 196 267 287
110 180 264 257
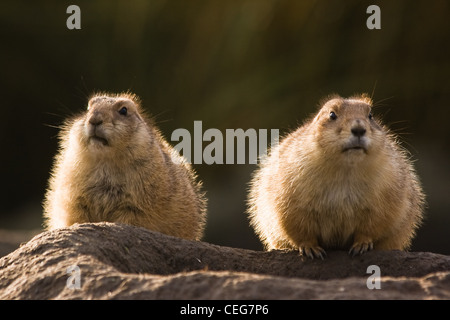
248 94 425 258
43 92 207 240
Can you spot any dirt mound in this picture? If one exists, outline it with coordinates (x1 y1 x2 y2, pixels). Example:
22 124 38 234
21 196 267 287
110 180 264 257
0 222 448 299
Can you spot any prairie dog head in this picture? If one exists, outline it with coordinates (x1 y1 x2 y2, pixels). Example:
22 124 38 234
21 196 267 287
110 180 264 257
70 93 150 156
311 95 386 162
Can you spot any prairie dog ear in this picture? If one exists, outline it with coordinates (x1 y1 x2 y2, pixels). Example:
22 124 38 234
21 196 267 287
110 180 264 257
358 93 373 106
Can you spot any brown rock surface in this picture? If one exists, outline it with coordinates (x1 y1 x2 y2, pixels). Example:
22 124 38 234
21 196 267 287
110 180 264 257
0 222 448 299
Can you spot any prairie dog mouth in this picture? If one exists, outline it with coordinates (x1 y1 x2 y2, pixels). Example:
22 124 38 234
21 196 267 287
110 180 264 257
343 145 365 151
86 124 109 146
89 135 109 146
342 139 368 153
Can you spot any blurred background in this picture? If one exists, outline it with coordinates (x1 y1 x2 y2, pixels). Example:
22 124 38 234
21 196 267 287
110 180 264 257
0 0 449 255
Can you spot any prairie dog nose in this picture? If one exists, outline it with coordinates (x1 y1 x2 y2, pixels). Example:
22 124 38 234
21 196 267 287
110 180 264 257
351 120 366 137
88 112 104 126
351 126 366 137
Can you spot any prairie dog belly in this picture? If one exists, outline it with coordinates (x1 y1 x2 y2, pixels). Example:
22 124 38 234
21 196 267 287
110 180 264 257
248 94 425 258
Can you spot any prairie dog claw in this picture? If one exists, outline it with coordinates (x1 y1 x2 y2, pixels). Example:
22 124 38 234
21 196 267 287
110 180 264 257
349 241 374 256
299 245 327 259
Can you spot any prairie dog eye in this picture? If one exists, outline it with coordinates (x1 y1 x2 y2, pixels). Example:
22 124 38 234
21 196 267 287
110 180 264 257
119 106 128 116
329 111 337 120
369 112 373 120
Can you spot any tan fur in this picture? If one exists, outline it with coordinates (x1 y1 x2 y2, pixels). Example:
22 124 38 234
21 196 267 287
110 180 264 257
248 95 425 258
43 92 207 240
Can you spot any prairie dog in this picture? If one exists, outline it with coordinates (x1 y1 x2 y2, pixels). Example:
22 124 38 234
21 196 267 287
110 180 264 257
248 95 425 258
43 92 207 240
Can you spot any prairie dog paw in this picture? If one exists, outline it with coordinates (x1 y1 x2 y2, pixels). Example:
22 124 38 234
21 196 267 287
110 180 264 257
299 245 327 260
349 240 374 256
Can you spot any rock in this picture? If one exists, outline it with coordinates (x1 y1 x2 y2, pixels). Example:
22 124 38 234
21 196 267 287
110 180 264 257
0 222 448 300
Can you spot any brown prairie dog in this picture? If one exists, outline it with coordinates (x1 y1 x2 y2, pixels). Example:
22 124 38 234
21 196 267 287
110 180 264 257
43 92 207 240
248 94 425 258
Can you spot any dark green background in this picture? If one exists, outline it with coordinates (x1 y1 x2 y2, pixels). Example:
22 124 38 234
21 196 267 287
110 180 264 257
1 0 449 254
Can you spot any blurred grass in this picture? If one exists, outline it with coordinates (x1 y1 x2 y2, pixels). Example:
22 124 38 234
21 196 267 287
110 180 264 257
0 0 449 253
